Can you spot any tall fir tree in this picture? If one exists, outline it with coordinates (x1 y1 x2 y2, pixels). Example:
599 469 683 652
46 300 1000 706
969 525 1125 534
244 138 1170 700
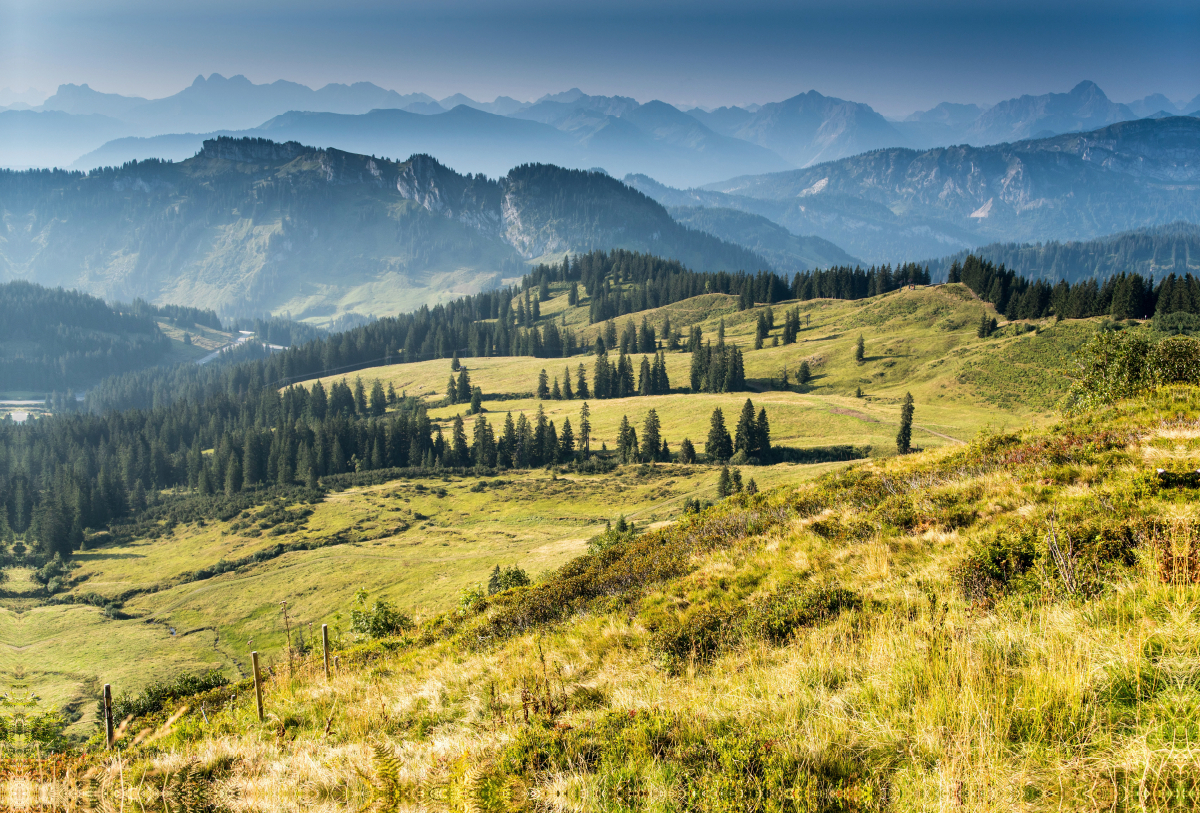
897 392 915 454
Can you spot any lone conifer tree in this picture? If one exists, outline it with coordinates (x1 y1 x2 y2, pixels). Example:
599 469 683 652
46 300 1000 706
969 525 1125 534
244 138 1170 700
707 407 733 462
717 465 733 497
855 334 865 363
896 392 914 454
679 437 696 464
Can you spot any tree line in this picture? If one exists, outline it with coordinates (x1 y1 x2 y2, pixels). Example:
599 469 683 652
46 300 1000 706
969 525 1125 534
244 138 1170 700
0 281 171 392
949 254 1200 321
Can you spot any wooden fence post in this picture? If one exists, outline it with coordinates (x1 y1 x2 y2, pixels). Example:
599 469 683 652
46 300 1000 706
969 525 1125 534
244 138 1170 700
322 624 330 681
103 684 114 748
251 651 264 722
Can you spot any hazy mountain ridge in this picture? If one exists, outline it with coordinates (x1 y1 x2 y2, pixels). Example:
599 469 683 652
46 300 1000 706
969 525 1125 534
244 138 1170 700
926 222 1200 284
626 173 987 262
699 117 1200 254
10 74 1197 187
665 205 862 272
71 102 793 188
0 138 773 322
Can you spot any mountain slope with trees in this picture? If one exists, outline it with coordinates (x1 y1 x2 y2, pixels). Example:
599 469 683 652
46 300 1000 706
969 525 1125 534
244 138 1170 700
0 282 173 392
0 138 772 324
928 222 1200 284
695 117 1200 260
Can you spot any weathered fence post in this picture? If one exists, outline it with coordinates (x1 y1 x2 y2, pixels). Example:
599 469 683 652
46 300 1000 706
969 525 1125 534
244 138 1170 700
322 624 330 681
251 650 264 722
103 684 114 748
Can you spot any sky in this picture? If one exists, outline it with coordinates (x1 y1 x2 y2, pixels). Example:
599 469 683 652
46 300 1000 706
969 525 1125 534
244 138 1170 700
2 0 1198 115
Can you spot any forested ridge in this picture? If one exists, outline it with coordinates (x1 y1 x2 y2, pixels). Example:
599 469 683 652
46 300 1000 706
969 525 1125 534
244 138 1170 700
948 253 1200 324
0 282 168 392
932 222 1200 285
0 280 226 393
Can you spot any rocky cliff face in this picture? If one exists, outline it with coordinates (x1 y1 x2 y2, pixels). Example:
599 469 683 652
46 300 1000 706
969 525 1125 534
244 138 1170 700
394 154 503 234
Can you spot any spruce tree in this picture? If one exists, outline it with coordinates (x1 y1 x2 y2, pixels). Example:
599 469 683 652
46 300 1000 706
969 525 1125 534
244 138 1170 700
798 360 811 385
354 377 368 414
855 334 865 363
642 409 662 462
562 367 573 400
896 392 914 454
576 364 589 399
977 312 990 338
470 387 483 415
755 408 771 460
579 402 591 454
559 418 575 460
717 465 733 498
679 437 695 464
369 380 387 416
734 399 757 456
706 408 733 462
452 415 470 466
537 369 549 399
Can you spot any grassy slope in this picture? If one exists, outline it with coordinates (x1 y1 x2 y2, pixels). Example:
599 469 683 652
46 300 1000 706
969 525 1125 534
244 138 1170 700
13 462 836 733
92 387 1200 809
314 284 1090 452
4 285 1090 738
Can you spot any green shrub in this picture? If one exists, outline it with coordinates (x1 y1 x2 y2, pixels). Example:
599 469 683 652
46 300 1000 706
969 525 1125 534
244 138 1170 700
98 669 229 730
651 606 734 673
744 583 861 644
487 564 531 595
350 589 413 639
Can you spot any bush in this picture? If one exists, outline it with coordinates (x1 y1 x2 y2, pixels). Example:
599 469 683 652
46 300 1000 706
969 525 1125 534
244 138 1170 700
98 670 229 730
1065 330 1200 411
487 564 531 595
651 606 734 673
744 583 861 644
350 589 413 639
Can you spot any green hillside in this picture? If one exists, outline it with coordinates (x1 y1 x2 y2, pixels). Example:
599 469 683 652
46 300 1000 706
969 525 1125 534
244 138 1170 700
29 366 1200 809
0 280 1092 740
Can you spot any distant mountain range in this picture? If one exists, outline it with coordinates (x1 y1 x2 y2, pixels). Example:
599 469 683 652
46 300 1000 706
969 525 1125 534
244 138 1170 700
627 116 1200 262
3 74 1195 185
0 137 813 323
925 222 1200 284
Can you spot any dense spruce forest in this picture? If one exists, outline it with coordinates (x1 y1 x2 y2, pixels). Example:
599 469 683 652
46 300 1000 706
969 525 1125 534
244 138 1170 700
0 282 169 392
948 254 1200 324
932 222 1200 285
0 281 226 393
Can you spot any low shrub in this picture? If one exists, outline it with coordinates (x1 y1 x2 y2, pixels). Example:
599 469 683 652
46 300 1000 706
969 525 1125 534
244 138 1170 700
98 670 230 730
744 583 861 645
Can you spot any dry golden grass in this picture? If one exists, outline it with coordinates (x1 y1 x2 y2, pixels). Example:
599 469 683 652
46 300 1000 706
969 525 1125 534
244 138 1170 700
63 390 1200 810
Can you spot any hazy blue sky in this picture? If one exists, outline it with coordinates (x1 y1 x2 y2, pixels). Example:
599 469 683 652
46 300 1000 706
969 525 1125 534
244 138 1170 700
3 0 1197 115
